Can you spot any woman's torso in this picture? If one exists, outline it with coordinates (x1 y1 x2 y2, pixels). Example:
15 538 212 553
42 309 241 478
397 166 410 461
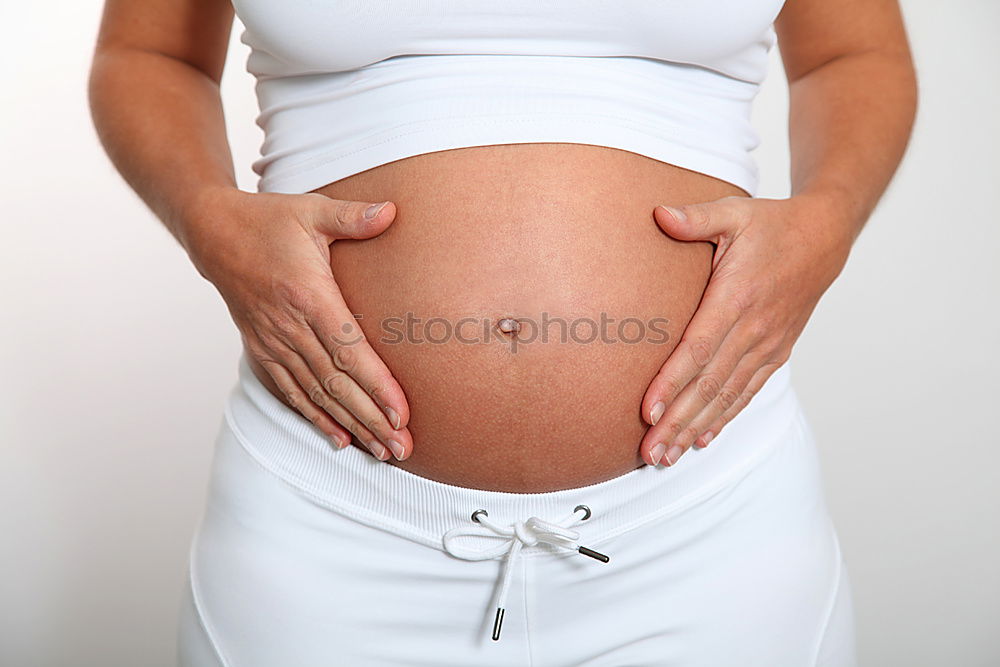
249 142 747 492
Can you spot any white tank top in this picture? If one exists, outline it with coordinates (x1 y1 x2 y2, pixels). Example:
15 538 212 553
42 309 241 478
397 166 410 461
232 0 786 196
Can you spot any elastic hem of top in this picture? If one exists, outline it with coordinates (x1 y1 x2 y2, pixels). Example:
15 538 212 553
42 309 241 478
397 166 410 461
223 352 800 555
256 111 759 197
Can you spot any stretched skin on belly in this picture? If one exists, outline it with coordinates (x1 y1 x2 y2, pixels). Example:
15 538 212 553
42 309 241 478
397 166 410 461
251 142 748 492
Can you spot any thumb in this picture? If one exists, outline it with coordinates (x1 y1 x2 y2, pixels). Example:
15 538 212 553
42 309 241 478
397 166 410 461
654 198 739 243
306 195 397 241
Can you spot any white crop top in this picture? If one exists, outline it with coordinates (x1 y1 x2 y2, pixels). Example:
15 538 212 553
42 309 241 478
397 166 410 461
232 1 786 197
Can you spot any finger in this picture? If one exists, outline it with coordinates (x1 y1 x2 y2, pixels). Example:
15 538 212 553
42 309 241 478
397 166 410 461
254 356 351 450
642 278 744 429
700 361 785 446
653 197 748 243
307 286 411 430
265 345 396 462
640 324 752 467
296 325 413 461
303 194 398 241
667 352 764 459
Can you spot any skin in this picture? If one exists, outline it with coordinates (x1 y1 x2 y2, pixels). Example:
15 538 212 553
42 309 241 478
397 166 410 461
301 143 740 491
88 0 917 477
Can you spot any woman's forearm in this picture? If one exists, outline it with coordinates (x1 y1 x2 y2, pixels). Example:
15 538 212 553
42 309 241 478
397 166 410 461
638 5 918 464
87 23 413 457
785 48 919 247
88 46 238 268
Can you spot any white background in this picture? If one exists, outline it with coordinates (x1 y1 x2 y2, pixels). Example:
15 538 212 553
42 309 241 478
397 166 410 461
2 1 997 665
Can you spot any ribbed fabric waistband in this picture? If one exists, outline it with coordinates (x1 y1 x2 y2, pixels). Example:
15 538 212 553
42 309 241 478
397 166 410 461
223 352 803 555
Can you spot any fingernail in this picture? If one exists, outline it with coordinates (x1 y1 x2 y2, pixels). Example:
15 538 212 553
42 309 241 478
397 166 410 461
386 439 406 461
333 435 349 449
385 406 401 430
701 431 715 447
365 201 388 220
663 444 684 466
368 441 390 461
659 205 686 222
649 401 665 426
649 442 667 466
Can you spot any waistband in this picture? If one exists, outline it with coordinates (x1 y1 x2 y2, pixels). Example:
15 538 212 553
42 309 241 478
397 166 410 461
225 350 801 553
224 351 803 641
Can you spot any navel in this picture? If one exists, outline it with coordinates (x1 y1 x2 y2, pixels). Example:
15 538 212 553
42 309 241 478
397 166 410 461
495 317 522 335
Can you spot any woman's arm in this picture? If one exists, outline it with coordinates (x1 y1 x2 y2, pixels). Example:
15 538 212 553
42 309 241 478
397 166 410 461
638 0 918 467
88 0 238 248
88 0 413 462
776 0 919 242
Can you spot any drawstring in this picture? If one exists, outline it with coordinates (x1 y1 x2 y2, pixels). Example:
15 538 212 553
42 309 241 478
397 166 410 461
442 504 610 641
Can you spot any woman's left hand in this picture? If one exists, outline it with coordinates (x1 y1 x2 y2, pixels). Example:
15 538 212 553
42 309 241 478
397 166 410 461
639 193 854 467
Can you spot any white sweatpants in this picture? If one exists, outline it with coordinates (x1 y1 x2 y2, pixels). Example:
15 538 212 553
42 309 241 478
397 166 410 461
177 354 858 666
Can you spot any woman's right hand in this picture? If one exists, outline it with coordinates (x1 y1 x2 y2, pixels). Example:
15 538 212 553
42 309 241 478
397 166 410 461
185 187 412 462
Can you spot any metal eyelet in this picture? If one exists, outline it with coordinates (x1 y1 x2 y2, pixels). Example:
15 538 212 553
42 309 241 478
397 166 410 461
572 505 608 562
471 509 489 523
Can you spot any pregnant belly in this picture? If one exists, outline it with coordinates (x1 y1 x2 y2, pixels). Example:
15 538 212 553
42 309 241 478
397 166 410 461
258 143 748 492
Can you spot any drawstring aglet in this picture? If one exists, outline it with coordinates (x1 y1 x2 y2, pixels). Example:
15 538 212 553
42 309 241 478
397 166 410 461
578 545 610 563
492 607 505 641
